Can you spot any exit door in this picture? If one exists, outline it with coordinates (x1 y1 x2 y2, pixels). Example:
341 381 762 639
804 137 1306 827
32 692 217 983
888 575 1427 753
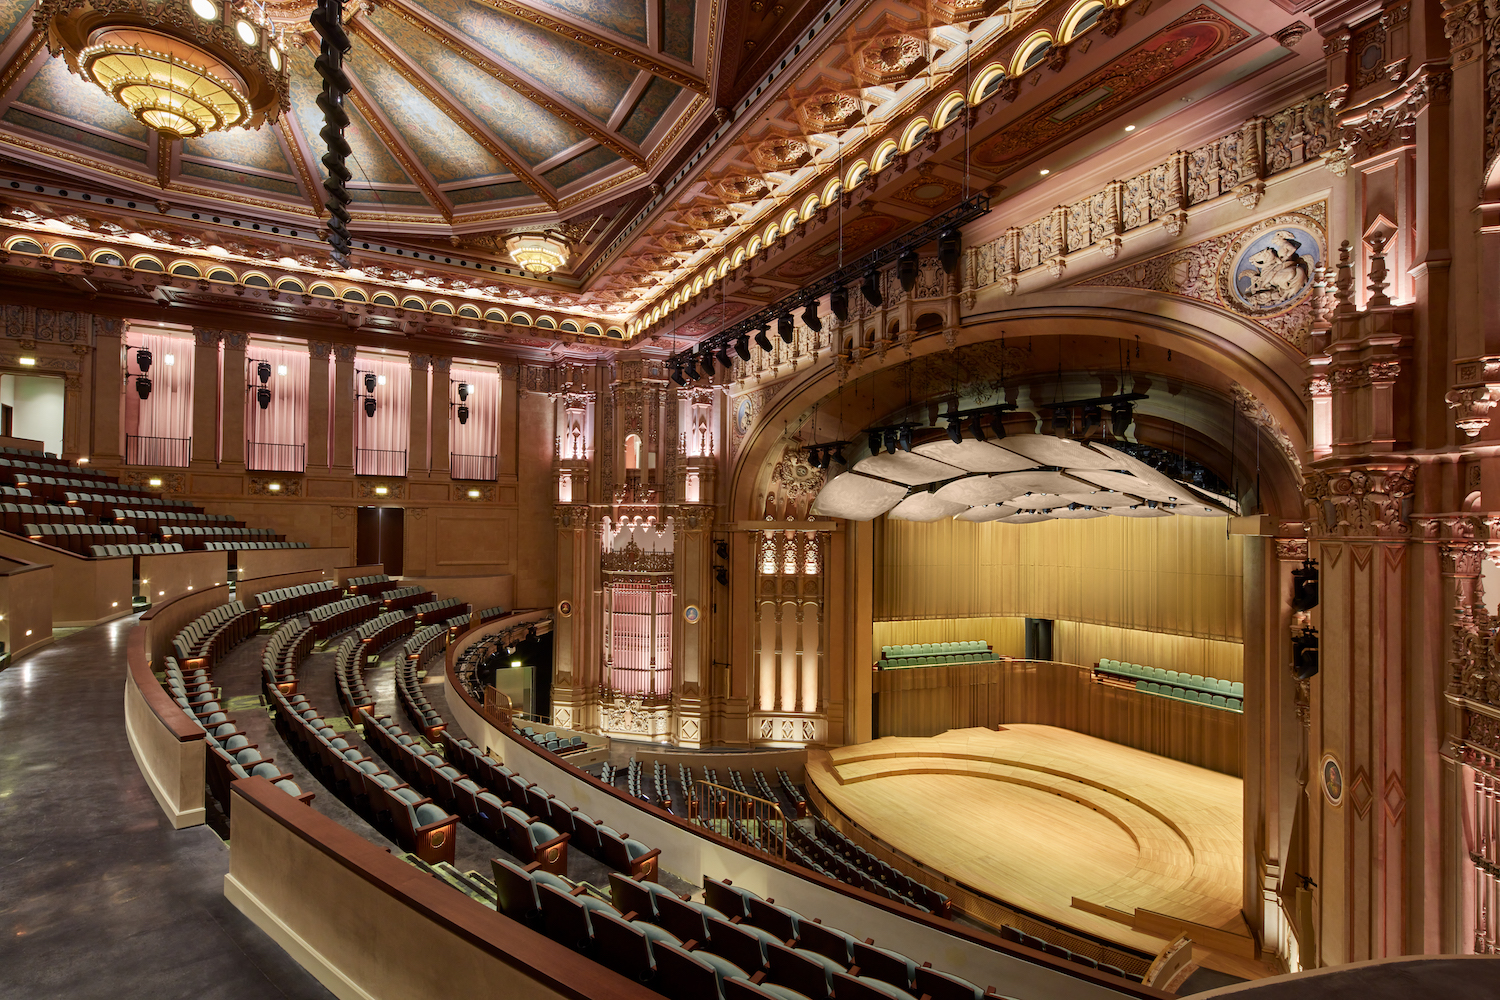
356 506 404 576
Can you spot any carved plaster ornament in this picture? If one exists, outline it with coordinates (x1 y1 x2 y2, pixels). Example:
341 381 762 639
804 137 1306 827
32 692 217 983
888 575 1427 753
1446 387 1500 438
857 34 927 86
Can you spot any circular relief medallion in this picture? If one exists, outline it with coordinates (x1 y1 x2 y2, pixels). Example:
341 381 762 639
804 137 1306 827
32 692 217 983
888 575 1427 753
557 599 572 618
1320 752 1344 807
683 604 701 625
1218 216 1323 317
734 395 754 438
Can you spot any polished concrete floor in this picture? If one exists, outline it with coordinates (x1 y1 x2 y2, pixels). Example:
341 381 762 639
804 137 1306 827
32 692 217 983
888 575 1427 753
0 616 332 1000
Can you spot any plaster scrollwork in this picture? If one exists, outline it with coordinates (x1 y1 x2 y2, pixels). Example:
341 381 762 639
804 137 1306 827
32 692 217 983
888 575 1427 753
600 696 672 738
1446 385 1500 438
770 447 825 502
1443 0 1484 64
553 504 592 528
1302 464 1415 537
1233 383 1303 479
1275 538 1309 562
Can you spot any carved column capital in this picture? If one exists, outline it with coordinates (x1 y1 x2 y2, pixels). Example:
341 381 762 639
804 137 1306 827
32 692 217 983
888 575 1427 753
431 356 452 375
1441 0 1483 64
222 331 249 350
309 341 333 361
191 327 223 348
332 344 358 363
410 353 432 372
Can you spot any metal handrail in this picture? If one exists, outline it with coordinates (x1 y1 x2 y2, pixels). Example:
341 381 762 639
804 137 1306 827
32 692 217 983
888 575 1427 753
354 446 406 477
450 452 497 481
691 780 787 859
246 440 306 472
125 434 190 468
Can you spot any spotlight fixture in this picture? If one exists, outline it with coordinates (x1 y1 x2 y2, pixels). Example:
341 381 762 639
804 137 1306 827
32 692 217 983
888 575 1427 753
937 227 961 275
830 286 851 322
802 299 822 332
884 429 901 455
1082 405 1103 434
829 442 847 465
256 386 272 410
684 356 700 380
134 375 153 400
715 343 733 370
457 404 470 425
1111 402 1133 437
897 424 912 452
734 334 751 361
135 347 153 373
859 268 883 307
255 360 272 384
363 396 376 417
897 248 919 293
362 371 377 393
946 414 963 444
1292 626 1319 680
969 413 987 442
1291 558 1319 612
990 410 1007 439
457 382 470 402
670 364 687 387
806 446 824 469
753 326 773 353
1051 408 1071 433
777 312 794 344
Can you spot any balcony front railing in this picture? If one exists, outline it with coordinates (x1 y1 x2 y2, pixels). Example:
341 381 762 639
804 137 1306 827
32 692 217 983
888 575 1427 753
125 434 190 468
246 440 306 473
355 446 407 477
450 452 497 481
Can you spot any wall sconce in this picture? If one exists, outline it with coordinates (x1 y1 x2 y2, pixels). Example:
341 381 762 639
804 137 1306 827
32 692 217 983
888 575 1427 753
268 482 281 492
148 478 163 487
374 486 388 495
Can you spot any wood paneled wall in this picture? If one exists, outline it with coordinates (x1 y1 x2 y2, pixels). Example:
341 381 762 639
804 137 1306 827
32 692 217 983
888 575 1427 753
873 660 1243 776
874 516 1244 643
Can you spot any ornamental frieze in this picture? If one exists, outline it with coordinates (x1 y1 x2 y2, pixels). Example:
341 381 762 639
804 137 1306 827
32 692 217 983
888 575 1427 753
1302 464 1414 537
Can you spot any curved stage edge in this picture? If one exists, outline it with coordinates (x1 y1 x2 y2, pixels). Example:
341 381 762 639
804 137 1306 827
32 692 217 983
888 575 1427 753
805 726 1252 959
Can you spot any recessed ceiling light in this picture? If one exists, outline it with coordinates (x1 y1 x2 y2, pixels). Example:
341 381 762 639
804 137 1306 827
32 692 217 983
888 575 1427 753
1124 124 1136 132
1039 169 1050 176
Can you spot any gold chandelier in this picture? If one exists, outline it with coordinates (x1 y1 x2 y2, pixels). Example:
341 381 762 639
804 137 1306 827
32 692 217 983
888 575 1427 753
505 232 571 275
37 0 290 139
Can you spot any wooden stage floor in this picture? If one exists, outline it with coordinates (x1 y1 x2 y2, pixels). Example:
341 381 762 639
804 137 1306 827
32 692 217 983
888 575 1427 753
806 725 1245 955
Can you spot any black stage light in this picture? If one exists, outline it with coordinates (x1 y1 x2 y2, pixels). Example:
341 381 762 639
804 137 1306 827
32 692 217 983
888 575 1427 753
970 413 986 442
897 425 912 452
938 226 961 275
830 443 847 465
830 286 850 322
684 356 699 380
734 334 751 361
807 447 823 469
256 361 272 384
946 416 963 444
897 248 919 293
802 299 822 332
885 429 901 455
1291 559 1319 612
256 387 272 410
457 382 470 401
1083 405 1102 434
990 410 1007 439
670 365 687 386
1051 408 1070 433
457 404 470 425
134 375 152 400
1111 402 1133 437
777 312 794 343
1292 627 1319 680
754 327 772 353
363 396 376 417
860 268 883 307
363 371 377 393
135 347 152 373
715 343 733 369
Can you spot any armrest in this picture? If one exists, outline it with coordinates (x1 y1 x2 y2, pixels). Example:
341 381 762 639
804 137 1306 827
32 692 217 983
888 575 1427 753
415 812 461 837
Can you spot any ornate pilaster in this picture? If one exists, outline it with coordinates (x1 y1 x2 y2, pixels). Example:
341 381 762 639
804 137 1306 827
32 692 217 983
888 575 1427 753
221 332 248 469
410 353 431 476
332 343 357 472
189 328 222 468
430 356 451 478
307 341 331 470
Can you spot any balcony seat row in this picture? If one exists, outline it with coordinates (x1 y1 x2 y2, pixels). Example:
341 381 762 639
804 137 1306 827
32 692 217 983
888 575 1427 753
346 574 398 598
355 610 417 650
159 525 281 548
12 474 149 502
308 595 377 640
262 619 316 695
66 490 196 513
112 508 240 535
878 640 998 669
381 585 435 613
92 542 186 557
171 600 261 670
397 625 450 739
204 540 310 550
27 521 144 552
254 580 342 619
412 596 471 627
1096 659 1244 698
1 501 88 532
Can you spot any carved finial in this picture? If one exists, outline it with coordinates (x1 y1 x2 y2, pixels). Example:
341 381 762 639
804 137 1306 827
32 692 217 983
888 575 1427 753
1334 240 1357 315
1365 234 1392 308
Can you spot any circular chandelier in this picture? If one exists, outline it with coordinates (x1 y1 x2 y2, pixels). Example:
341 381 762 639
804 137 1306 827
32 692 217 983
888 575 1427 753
37 0 290 138
505 232 571 275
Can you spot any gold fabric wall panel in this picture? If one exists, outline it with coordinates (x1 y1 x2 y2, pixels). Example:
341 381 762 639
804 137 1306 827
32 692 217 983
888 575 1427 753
873 660 1242 776
874 516 1243 642
871 616 1028 658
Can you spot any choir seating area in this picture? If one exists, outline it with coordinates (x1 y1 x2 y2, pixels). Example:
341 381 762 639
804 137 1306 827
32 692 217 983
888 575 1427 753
877 642 998 669
1093 660 1244 713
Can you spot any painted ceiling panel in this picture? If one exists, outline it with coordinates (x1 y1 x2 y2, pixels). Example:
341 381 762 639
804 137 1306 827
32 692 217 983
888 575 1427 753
183 127 295 176
448 180 533 205
368 10 588 167
529 0 647 43
2 107 145 163
661 0 695 62
418 0 635 123
180 161 302 197
351 50 506 185
19 59 147 143
619 76 682 146
0 1 35 43
288 48 410 188
543 145 620 188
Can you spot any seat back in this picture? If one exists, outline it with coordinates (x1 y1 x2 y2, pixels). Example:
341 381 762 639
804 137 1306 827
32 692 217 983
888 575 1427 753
766 944 833 999
591 909 655 982
536 883 591 951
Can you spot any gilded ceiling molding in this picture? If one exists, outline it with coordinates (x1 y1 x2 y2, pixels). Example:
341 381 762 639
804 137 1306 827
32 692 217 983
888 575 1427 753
277 115 326 217
0 131 158 187
349 19 560 209
0 29 44 105
342 78 454 223
155 134 173 190
378 0 648 169
457 0 707 94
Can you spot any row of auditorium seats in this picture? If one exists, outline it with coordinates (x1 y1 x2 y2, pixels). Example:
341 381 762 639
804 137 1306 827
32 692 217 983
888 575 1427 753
440 731 661 880
517 724 587 755
1 500 87 532
798 816 950 917
397 630 448 739
413 596 471 627
66 490 195 513
91 542 185 558
160 524 282 547
777 768 807 818
347 574 398 598
172 600 261 670
1097 659 1243 698
355 610 417 651
254 580 341 619
17 474 152 502
1133 681 1242 712
1000 925 1139 982
262 618 315 695
111 507 238 531
334 633 378 717
476 605 509 624
381 585 434 613
203 540 309 550
25 521 143 552
878 640 997 669
308 595 376 640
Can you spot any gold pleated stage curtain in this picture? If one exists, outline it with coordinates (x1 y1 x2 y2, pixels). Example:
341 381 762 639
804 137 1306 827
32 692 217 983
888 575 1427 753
874 515 1243 641
873 660 1243 776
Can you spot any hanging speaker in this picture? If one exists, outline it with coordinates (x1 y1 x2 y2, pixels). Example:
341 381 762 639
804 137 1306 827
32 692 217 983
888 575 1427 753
256 361 272 384
135 348 152 373
457 404 470 425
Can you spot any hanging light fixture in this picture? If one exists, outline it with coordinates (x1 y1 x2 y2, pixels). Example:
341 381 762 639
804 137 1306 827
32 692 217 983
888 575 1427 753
135 347 153 373
670 364 687 386
860 268 883 307
363 396 377 417
715 343 733 370
830 286 850 322
896 248 919 293
776 312 794 343
1111 402 1133 437
802 299 822 332
362 371 377 393
42 0 291 139
134 375 153 400
255 360 272 384
734 334 751 361
457 404 470 425
753 326 772 353
256 386 272 410
504 232 571 275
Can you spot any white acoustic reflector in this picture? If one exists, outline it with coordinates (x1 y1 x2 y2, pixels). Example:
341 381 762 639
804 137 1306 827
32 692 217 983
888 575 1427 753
996 435 1123 470
912 439 1039 474
853 451 967 486
811 472 907 520
888 493 972 522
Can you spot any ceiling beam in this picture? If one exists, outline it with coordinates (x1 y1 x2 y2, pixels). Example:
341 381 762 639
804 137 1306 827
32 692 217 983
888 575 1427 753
342 68 454 223
349 19 559 210
467 0 706 95
378 0 649 169
277 114 328 217
0 29 43 105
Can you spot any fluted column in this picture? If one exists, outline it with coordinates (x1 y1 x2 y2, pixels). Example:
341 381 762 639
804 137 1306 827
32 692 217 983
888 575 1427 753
430 356 451 479
190 328 221 468
332 344 356 473
308 341 331 470
221 331 248 469
409 354 430 476
90 319 123 466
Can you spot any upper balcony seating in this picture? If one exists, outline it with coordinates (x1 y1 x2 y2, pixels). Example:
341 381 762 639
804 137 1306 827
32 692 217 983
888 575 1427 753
112 508 240 536
518 724 587 755
775 768 807 819
203 540 309 550
65 490 196 515
254 580 342 620
476 605 509 624
307 595 377 640
381 585 435 613
1 501 88 533
171 600 261 670
878 641 997 669
159 524 282 548
412 597 471 628
346 574 399 599
11 474 152 502
90 542 185 557
1095 659 1244 713
26 521 143 553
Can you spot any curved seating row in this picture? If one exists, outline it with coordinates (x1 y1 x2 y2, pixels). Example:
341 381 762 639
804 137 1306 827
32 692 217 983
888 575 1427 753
66 489 195 513
334 634 377 717
159 525 282 548
25 521 143 552
204 540 309 550
112 507 238 531
346 574 398 598
171 599 261 670
476 605 510 624
254 580 341 620
8 473 145 502
413 596 471 627
308 594 376 640
1097 659 1243 698
262 619 316 695
517 723 588 755
355 610 417 651
1 501 87 532
381 585 435 613
776 768 807 818
787 817 950 918
92 542 185 557
879 640 997 669
397 625 450 739
1000 926 1139 982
